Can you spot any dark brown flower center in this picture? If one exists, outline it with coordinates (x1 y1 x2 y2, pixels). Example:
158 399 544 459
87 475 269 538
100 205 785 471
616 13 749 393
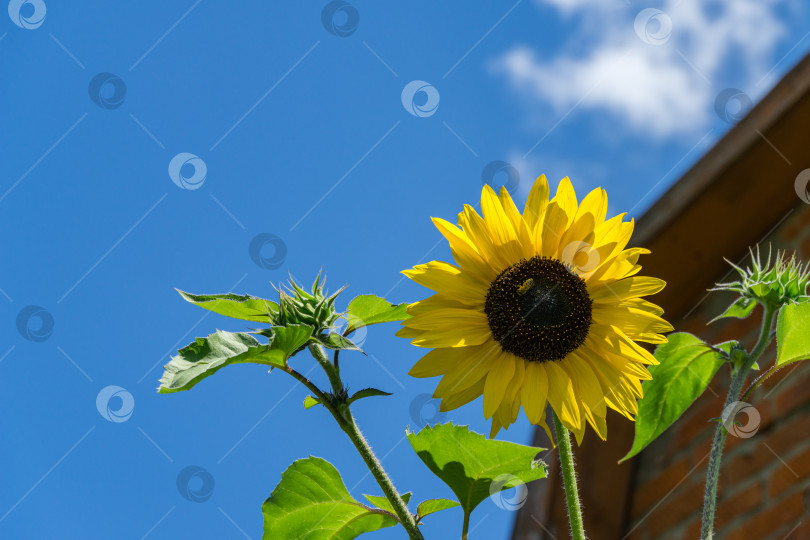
484 256 592 362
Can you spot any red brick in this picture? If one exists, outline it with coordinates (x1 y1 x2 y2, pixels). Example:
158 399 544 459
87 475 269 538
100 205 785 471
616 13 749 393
632 458 690 517
773 363 810 415
715 482 763 529
680 519 700 540
676 389 725 444
725 413 810 485
647 480 705 538
801 233 810 259
770 444 810 497
722 490 805 540
780 208 810 241
778 520 810 539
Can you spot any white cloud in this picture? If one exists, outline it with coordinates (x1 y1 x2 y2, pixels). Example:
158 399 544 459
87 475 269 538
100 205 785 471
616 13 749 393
495 0 789 138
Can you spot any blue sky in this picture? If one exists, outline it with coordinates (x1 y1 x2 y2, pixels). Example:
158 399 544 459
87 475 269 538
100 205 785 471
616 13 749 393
1 1 808 538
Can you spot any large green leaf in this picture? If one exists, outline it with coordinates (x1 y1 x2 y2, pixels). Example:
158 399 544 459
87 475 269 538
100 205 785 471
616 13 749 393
345 295 410 334
176 290 278 323
776 302 810 367
262 457 400 539
710 296 757 324
621 333 729 461
407 423 545 523
158 326 311 393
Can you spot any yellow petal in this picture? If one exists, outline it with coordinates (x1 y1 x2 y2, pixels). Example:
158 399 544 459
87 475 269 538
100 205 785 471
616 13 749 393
403 307 487 331
407 294 468 316
409 347 466 378
589 276 666 301
545 360 581 431
403 261 486 306
587 247 648 283
482 352 516 419
539 201 569 258
440 378 486 411
406 320 491 348
480 185 525 264
550 177 578 225
498 186 535 259
431 217 496 284
434 344 497 396
520 362 549 425
523 175 550 230
592 303 674 337
458 205 512 272
574 187 608 226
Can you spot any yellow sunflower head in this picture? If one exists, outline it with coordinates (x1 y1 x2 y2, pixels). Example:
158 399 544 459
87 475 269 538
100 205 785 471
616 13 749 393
397 175 673 443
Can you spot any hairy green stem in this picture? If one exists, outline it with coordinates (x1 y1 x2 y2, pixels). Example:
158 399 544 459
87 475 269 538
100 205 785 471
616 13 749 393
308 343 344 394
700 303 776 539
553 411 586 540
340 412 424 539
295 346 422 539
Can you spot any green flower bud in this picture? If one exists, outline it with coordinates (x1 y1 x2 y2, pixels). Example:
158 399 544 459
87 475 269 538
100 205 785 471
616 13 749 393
714 246 810 309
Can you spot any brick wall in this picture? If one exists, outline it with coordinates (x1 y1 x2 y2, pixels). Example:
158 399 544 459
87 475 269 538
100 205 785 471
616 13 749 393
625 200 810 540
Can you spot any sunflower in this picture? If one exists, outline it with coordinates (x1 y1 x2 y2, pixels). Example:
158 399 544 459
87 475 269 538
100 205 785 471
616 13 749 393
397 176 672 443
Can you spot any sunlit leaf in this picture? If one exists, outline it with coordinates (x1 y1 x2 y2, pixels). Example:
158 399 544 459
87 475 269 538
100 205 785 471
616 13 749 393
776 302 810 367
346 295 410 334
407 423 545 526
262 457 400 539
176 290 278 323
622 333 730 461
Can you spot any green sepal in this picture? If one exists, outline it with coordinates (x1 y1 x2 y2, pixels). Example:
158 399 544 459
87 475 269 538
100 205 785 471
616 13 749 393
347 388 393 405
710 296 757 324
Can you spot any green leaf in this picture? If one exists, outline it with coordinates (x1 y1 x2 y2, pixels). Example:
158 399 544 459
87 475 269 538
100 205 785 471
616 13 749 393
262 457 400 539
776 302 810 367
407 423 546 523
415 499 460 521
346 295 411 334
362 492 411 515
264 324 314 365
176 290 278 323
159 331 281 393
621 333 728 461
303 395 320 409
158 326 312 393
319 332 362 352
348 388 392 405
710 296 757 323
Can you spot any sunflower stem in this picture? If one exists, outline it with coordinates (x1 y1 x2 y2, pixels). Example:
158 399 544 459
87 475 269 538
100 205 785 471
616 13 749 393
552 411 586 540
339 410 424 540
700 302 776 539
306 344 423 539
308 343 343 395
461 511 471 539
